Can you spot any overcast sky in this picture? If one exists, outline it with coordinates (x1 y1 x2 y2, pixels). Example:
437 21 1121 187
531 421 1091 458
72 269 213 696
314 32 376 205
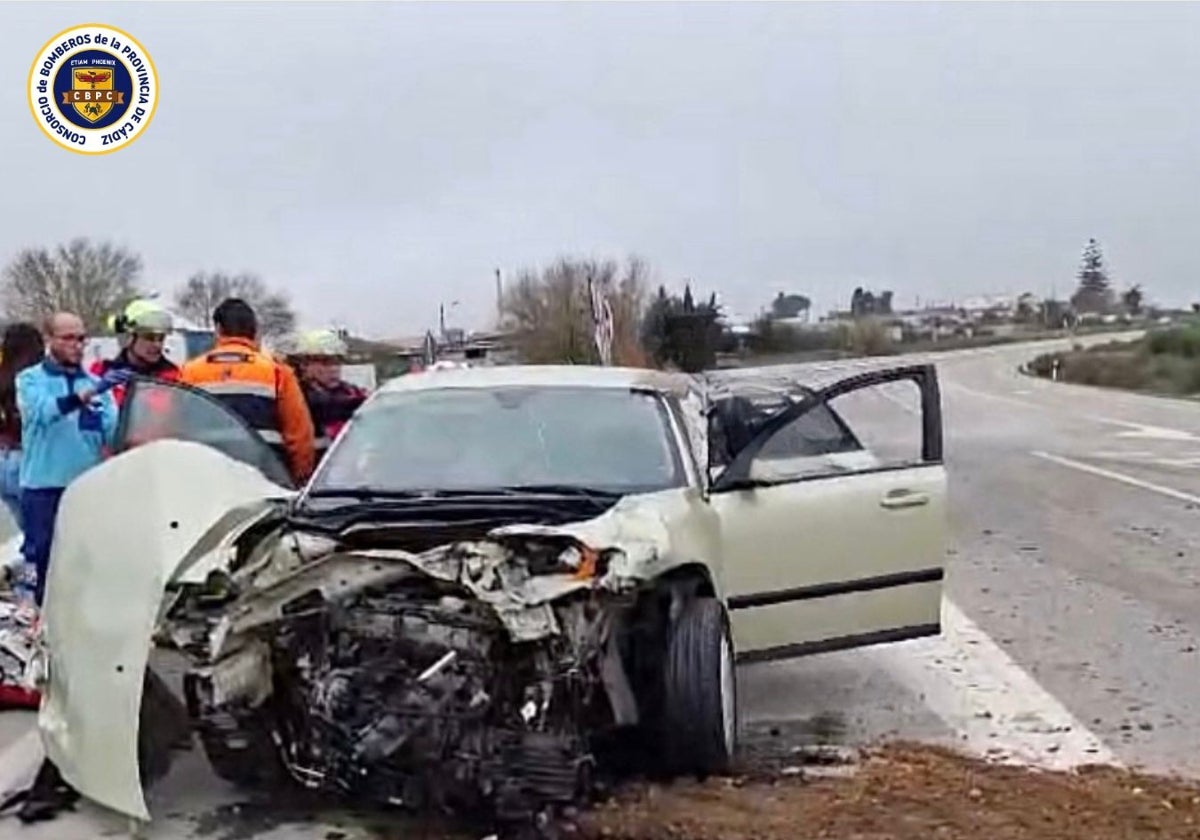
4 2 1200 337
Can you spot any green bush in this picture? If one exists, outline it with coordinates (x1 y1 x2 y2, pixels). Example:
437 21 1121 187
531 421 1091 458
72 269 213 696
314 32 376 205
1147 326 1200 358
1146 354 1200 394
1027 335 1200 395
747 317 842 355
1060 352 1148 390
843 320 895 356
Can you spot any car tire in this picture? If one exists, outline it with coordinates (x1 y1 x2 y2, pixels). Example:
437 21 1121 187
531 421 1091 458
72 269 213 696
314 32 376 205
198 712 287 789
661 597 737 777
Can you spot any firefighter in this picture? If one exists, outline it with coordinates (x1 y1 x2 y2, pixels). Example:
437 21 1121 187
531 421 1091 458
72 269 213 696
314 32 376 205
179 298 315 484
90 299 180 404
286 329 368 463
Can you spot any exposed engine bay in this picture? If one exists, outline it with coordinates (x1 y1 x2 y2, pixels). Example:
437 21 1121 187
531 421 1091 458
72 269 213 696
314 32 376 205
166 521 657 832
33 439 730 832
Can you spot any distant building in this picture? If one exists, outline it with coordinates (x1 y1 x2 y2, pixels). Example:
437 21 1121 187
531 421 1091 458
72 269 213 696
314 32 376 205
382 329 519 370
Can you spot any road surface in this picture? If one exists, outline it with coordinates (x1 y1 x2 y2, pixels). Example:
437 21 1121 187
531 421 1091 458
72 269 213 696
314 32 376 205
4 334 1200 839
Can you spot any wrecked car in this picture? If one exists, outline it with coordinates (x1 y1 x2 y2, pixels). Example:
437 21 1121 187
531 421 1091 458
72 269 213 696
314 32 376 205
33 362 947 829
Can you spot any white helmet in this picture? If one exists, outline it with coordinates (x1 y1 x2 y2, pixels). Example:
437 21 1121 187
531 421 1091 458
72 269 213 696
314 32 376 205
292 329 348 358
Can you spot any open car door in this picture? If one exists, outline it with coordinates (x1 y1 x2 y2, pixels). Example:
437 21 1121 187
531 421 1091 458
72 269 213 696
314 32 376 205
116 376 294 489
38 378 296 821
709 365 946 663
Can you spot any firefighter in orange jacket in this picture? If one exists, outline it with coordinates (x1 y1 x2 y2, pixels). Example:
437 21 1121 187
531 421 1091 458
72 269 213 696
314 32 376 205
179 298 315 484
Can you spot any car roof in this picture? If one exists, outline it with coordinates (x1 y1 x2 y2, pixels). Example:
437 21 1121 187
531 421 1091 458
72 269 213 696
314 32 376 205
377 364 698 396
377 359 910 402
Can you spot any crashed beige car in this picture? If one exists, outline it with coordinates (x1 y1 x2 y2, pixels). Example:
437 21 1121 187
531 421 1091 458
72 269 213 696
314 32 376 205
35 363 947 830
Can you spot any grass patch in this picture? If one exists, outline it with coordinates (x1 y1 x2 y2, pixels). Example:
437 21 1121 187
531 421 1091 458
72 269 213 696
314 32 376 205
1028 325 1200 396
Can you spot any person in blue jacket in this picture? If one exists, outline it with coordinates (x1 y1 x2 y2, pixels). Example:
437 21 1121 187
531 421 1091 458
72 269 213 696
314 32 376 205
16 312 128 607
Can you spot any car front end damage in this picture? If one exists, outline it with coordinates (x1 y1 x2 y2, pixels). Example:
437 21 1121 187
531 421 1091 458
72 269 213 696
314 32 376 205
172 524 661 827
33 440 718 832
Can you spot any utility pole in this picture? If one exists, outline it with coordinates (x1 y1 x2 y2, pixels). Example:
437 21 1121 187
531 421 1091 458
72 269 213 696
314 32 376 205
495 268 503 325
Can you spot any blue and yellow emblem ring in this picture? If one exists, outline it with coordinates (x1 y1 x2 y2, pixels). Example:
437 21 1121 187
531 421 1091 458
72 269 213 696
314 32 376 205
27 23 159 155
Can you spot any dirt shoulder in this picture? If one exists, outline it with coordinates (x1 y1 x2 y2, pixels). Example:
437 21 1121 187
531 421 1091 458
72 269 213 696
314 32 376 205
204 741 1200 840
578 743 1200 840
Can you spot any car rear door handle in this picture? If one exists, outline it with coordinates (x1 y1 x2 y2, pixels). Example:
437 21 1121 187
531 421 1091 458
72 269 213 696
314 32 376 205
880 489 930 510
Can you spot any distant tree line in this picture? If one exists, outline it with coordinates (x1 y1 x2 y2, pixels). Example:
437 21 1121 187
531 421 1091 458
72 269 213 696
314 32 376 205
1 237 297 336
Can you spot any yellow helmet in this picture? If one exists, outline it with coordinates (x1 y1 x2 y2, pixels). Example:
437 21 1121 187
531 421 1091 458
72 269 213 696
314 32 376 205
109 299 173 334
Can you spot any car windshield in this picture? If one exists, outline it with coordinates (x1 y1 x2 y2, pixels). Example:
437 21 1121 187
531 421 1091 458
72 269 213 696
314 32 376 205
308 386 686 496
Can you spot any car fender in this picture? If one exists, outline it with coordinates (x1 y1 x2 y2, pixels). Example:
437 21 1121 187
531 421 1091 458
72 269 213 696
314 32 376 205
36 440 290 821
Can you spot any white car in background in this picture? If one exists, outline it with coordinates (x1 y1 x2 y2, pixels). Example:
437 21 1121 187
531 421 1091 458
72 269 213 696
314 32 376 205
34 362 947 831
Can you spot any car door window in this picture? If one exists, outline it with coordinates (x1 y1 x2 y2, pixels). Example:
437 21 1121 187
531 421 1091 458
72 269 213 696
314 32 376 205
747 400 867 482
115 378 294 488
749 379 926 482
823 377 925 468
716 367 940 487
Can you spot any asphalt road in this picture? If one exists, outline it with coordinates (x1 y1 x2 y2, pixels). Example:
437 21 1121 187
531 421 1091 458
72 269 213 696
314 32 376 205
4 334 1200 839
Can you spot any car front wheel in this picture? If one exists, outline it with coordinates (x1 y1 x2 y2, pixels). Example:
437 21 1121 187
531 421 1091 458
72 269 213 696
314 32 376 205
661 597 737 776
196 709 288 789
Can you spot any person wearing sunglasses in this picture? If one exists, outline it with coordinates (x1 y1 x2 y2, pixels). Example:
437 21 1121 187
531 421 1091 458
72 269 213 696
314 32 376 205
88 299 181 404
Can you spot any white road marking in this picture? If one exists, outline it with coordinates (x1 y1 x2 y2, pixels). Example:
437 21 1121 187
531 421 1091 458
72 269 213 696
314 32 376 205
1151 457 1200 468
1091 419 1200 442
1032 451 1200 505
866 600 1117 770
944 382 1046 411
1089 449 1200 467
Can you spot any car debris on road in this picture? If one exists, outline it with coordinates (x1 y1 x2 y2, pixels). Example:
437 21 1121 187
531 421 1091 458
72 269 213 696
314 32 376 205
0 595 39 711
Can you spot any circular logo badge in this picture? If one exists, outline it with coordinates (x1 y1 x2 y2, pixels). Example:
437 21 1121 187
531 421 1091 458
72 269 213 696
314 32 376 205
27 24 158 155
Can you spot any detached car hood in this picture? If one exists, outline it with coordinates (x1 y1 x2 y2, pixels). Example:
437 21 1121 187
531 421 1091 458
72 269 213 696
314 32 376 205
36 440 293 821
37 444 716 821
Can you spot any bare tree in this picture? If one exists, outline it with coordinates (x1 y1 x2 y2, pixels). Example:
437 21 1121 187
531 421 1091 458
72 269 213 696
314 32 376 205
2 238 143 330
175 271 297 337
500 256 650 365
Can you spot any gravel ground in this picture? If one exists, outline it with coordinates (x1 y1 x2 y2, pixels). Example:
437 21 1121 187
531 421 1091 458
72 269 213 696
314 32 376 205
178 739 1200 840
578 743 1200 840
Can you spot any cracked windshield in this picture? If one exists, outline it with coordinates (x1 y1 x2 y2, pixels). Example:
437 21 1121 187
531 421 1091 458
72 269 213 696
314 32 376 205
2 3 1199 840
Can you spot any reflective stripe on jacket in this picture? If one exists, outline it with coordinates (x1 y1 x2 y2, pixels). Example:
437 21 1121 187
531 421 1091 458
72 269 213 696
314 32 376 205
179 337 315 482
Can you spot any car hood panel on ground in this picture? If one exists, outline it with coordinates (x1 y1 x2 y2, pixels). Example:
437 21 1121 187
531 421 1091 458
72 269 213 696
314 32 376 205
36 440 291 820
